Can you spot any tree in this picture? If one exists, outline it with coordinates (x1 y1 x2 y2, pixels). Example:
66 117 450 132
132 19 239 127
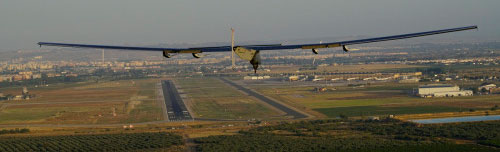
339 114 348 120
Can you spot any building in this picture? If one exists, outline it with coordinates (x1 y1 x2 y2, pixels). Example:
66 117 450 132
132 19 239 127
0 93 7 101
17 87 32 100
399 78 420 83
417 84 472 98
0 76 12 82
312 78 324 81
331 78 342 81
368 116 380 121
313 87 328 92
12 75 23 81
289 76 299 81
433 91 473 97
22 87 29 95
243 76 271 80
478 83 497 92
13 95 24 100
347 77 358 81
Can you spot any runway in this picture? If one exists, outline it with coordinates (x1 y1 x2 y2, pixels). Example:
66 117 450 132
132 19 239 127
161 80 193 121
220 78 308 119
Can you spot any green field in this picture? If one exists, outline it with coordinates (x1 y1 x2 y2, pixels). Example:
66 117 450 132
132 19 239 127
176 78 281 119
252 82 500 118
315 106 466 117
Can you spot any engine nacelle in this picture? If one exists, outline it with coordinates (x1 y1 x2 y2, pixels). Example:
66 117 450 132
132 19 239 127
342 45 349 52
192 53 202 58
312 48 319 54
163 51 172 58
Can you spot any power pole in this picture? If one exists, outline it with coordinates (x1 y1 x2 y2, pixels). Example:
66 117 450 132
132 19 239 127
231 28 235 70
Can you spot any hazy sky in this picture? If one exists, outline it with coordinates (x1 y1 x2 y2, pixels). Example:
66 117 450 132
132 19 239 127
1 0 499 51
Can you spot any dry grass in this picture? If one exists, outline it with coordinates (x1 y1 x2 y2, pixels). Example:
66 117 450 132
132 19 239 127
176 78 281 119
0 79 163 125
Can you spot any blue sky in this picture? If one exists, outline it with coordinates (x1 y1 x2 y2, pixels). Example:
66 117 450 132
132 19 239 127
1 0 498 50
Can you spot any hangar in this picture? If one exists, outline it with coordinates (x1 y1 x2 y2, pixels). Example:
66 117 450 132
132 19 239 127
417 84 472 98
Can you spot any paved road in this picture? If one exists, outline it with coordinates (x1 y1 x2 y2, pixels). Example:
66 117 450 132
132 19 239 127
220 78 308 119
161 80 193 121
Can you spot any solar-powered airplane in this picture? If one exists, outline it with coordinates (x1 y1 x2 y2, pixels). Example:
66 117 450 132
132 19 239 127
38 26 477 73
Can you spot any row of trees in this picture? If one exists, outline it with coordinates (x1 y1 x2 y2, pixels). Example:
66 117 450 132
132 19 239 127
0 128 29 135
195 119 500 151
354 120 500 141
195 134 495 152
0 132 182 152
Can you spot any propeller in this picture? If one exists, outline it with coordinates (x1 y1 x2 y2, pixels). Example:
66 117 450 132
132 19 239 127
231 28 235 70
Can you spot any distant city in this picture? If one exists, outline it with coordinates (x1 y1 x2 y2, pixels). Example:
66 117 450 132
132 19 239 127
1 41 499 83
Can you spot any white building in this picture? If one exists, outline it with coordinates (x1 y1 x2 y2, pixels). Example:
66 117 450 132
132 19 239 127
434 91 473 97
0 76 12 82
478 84 497 91
331 78 341 81
418 84 472 98
244 76 271 80
347 77 358 81
399 78 420 83
289 76 299 81
312 78 324 81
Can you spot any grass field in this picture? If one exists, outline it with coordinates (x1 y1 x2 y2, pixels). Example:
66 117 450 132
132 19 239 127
176 78 281 119
0 79 163 124
314 106 466 117
252 82 500 118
